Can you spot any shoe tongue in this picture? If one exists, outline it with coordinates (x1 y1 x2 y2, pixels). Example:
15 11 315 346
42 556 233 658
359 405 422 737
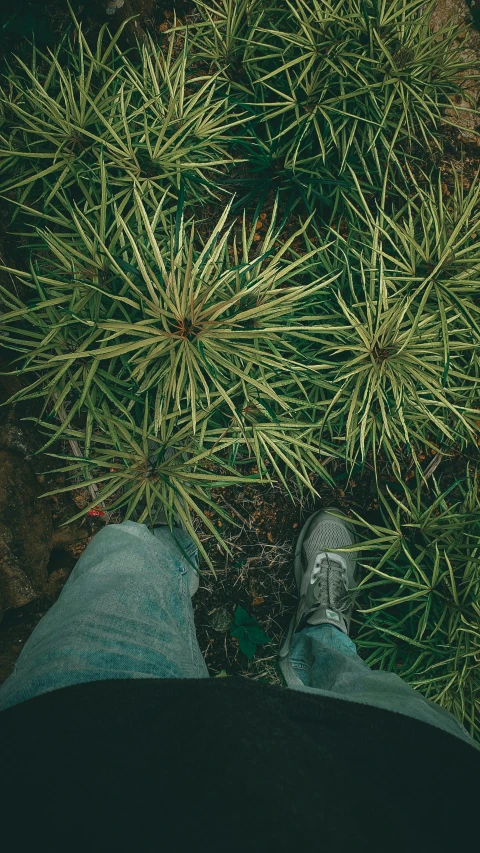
305 548 345 574
310 555 346 596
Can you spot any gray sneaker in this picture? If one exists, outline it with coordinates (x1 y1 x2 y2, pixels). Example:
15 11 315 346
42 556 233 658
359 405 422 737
278 507 359 666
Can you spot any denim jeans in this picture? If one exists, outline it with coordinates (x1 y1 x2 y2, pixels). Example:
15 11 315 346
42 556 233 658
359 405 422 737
0 521 476 749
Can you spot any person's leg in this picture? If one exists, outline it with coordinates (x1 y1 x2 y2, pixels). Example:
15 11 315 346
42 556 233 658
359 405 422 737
0 521 208 713
278 508 477 749
283 623 477 747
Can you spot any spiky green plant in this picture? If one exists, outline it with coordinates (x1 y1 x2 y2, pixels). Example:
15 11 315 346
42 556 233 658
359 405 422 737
205 409 337 496
317 284 478 469
0 18 129 215
188 0 478 223
0 14 242 224
0 191 342 487
218 89 357 217
3 161 479 478
185 0 264 83
342 468 480 742
89 29 244 210
286 168 480 471
69 195 338 431
357 165 480 341
38 399 264 573
246 0 477 163
0 178 173 444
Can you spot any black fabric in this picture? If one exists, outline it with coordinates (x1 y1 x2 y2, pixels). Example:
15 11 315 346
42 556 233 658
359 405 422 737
1 677 478 852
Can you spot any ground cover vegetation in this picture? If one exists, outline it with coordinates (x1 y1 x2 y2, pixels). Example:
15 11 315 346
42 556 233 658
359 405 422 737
0 0 479 738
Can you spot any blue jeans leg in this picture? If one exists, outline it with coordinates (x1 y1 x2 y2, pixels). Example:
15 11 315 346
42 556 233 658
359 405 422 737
0 522 477 751
283 623 477 747
0 521 208 712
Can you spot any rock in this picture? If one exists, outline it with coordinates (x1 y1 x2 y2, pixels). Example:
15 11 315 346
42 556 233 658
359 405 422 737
51 525 89 550
209 606 233 633
101 0 155 48
0 450 52 621
0 422 32 456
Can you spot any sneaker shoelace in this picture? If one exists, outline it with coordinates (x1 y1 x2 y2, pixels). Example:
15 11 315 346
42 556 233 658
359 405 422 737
308 553 350 614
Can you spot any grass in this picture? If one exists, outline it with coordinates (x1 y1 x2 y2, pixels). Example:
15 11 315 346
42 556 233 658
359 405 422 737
0 0 479 739
0 18 241 221
187 0 478 218
38 399 263 572
301 171 480 470
350 468 480 736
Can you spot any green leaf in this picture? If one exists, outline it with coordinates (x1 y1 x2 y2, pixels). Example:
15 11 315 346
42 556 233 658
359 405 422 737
238 636 257 660
234 605 253 626
246 626 271 645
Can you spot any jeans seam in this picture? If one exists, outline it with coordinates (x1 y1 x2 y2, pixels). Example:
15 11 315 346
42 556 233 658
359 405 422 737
178 568 205 677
